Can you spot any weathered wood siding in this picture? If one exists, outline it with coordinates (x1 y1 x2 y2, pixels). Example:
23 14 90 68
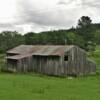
17 56 34 72
32 56 62 76
72 46 87 76
62 46 96 76
64 46 96 76
7 59 18 72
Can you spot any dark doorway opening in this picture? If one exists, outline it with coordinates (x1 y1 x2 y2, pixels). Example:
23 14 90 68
64 55 68 61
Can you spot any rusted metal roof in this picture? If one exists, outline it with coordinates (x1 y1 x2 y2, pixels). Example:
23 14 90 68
32 46 73 56
6 53 33 60
7 45 34 54
6 45 74 60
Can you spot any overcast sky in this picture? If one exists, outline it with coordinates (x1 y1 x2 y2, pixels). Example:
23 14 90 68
0 0 100 34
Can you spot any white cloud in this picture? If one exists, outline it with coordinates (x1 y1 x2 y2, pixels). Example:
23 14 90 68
0 0 17 23
0 0 100 34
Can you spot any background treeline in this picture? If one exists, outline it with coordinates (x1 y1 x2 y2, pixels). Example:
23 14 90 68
0 16 100 53
0 31 24 53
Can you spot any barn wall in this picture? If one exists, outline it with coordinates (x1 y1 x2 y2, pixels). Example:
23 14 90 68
7 59 18 72
17 56 34 72
32 56 63 76
71 46 96 76
72 46 87 75
6 55 63 75
62 50 74 76
62 46 95 76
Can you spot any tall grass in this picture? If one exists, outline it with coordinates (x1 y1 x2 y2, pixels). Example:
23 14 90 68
88 46 100 74
0 54 6 72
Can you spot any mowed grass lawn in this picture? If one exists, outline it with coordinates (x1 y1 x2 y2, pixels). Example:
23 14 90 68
0 46 100 100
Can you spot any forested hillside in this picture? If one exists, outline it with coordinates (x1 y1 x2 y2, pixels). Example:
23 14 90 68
0 16 100 53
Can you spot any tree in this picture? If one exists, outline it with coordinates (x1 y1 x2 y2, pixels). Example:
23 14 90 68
94 30 100 44
76 16 96 50
0 31 24 53
77 16 92 28
24 32 38 45
77 16 93 40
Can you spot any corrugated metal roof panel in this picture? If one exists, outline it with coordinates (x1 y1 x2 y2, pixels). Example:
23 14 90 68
7 45 34 54
6 53 33 60
6 45 75 60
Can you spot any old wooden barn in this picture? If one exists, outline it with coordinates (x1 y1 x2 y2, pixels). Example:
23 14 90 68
6 45 96 76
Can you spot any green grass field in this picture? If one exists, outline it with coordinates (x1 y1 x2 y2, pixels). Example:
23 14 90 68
0 46 100 100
